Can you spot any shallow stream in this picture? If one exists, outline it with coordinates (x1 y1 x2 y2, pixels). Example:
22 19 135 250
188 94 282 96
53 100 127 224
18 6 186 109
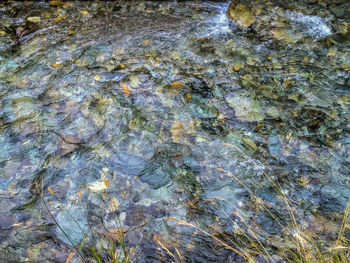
0 1 349 262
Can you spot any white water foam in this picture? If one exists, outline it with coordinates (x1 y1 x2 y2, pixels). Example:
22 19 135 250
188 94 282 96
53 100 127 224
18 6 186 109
286 11 332 40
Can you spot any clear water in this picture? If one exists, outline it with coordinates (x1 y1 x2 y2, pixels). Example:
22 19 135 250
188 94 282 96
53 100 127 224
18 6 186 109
0 1 349 262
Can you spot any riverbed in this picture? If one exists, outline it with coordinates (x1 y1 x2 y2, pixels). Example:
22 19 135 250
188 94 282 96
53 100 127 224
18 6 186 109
0 1 349 262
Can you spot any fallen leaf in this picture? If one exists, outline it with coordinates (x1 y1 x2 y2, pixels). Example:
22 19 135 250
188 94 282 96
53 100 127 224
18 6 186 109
53 16 66 21
51 63 62 68
94 75 100 81
48 187 54 195
78 191 82 198
144 39 151 45
122 84 130 96
80 10 89 15
170 82 184 87
65 252 75 263
50 1 64 6
104 179 110 187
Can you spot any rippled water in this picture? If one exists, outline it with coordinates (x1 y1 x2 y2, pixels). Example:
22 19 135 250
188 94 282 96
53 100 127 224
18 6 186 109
0 1 349 262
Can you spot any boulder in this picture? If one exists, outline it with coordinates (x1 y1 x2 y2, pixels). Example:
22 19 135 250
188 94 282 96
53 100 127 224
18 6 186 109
227 2 257 28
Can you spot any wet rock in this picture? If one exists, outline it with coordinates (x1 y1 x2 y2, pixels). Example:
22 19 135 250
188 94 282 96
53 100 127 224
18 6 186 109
242 137 258 151
126 205 146 226
55 205 88 245
58 134 80 155
113 152 146 176
4 160 22 178
266 106 280 119
226 95 265 122
93 72 125 83
11 97 37 120
190 78 213 99
252 7 332 42
299 108 327 131
0 212 15 243
129 74 141 88
227 2 256 28
108 197 120 212
26 17 41 23
0 212 15 230
333 22 350 35
170 120 197 143
139 162 172 189
330 5 349 19
232 61 244 71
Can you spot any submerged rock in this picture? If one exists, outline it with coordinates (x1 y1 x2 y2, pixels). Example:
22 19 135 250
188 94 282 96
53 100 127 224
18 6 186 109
55 206 88 245
242 137 258 151
227 2 256 28
226 95 265 122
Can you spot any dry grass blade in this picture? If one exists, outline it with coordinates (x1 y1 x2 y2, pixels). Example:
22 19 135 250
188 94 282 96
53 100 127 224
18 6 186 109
216 167 298 246
335 196 350 248
168 217 252 261
153 235 175 259
209 200 272 263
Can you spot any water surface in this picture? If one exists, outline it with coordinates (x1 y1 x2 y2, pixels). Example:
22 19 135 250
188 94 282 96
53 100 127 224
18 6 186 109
0 1 349 262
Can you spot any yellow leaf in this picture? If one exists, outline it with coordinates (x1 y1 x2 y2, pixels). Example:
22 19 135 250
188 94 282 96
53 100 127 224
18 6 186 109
78 191 82 198
94 75 100 81
0 31 6 36
122 84 130 96
53 16 66 21
80 11 89 15
51 63 62 68
186 93 191 101
144 39 151 45
65 252 75 263
50 1 64 6
170 82 184 87
48 187 54 195
104 179 110 187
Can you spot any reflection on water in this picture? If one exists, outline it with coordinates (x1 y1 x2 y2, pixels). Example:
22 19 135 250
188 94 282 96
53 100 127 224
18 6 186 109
0 1 349 262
